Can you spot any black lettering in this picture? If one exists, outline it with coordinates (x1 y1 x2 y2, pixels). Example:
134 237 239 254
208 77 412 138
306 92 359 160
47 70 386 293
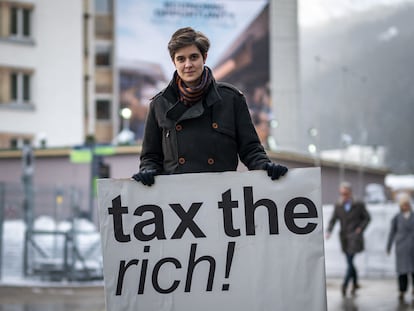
138 246 151 294
170 203 206 239
108 195 130 242
284 197 318 234
222 241 236 291
152 258 182 294
116 259 138 295
218 189 241 237
244 187 279 235
133 205 166 241
185 243 215 292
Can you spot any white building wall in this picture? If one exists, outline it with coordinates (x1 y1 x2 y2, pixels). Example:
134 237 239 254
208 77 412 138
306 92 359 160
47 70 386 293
0 0 83 147
269 0 300 151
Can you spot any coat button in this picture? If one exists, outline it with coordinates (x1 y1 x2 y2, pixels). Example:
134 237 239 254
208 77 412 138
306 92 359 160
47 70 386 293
178 157 186 164
207 158 215 165
212 122 218 129
176 124 182 131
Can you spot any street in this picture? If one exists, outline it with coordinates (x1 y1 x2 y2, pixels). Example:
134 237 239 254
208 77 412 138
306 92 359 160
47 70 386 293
326 278 414 311
0 278 413 311
0 283 105 311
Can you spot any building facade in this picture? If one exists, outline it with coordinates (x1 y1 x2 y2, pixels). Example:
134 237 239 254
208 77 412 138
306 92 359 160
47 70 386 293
0 0 119 149
0 0 84 148
0 0 301 152
84 0 118 144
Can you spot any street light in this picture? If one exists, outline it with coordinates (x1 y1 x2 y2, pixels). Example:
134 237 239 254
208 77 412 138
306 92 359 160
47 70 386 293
308 143 317 154
339 133 353 183
121 107 132 128
308 127 320 166
309 127 318 138
114 107 135 145
268 119 279 151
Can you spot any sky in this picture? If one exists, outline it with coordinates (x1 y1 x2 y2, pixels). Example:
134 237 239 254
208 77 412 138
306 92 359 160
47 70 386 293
299 0 414 27
117 0 268 79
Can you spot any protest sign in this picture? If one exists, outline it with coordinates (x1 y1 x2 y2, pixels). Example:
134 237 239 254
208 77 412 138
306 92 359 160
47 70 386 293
97 168 327 311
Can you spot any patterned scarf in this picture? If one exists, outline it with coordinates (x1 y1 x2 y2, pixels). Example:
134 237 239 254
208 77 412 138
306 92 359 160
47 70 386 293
176 67 212 106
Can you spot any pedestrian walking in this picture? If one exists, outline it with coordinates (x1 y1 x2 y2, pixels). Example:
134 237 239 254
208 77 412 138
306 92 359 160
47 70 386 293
386 193 414 302
326 181 371 297
131 27 288 185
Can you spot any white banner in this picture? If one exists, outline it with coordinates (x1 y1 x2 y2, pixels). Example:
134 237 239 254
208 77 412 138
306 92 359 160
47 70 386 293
97 168 327 311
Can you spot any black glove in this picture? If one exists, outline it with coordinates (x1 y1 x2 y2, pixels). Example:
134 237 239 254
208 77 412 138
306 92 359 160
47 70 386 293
263 162 288 180
132 169 157 186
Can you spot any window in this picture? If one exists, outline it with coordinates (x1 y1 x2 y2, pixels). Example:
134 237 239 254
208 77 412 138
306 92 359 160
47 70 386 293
23 74 30 100
22 8 31 36
0 67 33 104
96 99 111 120
10 72 31 102
9 5 32 39
95 45 111 66
10 7 18 35
9 137 31 149
95 0 113 14
11 73 18 100
10 138 18 149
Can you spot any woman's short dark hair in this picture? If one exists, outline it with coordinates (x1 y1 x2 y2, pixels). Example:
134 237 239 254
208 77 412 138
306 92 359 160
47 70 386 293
168 27 210 60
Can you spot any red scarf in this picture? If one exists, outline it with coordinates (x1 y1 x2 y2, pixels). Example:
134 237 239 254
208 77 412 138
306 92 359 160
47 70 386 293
176 67 211 106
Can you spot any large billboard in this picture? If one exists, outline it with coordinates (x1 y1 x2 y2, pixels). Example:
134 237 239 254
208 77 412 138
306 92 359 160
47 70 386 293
116 0 272 146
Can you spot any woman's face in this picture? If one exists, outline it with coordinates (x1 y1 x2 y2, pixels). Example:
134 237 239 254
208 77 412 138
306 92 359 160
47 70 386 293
173 44 206 87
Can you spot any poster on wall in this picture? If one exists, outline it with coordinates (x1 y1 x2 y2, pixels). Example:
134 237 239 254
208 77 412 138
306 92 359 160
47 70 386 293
97 168 327 311
116 0 272 146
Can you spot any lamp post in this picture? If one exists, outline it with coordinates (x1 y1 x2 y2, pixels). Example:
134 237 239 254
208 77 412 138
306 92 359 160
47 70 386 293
268 119 279 151
21 144 34 276
339 133 352 184
114 107 134 145
308 127 320 166
357 129 368 199
121 107 132 130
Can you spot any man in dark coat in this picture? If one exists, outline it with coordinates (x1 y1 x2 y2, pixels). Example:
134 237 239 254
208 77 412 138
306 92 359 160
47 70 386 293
326 181 371 297
132 27 288 185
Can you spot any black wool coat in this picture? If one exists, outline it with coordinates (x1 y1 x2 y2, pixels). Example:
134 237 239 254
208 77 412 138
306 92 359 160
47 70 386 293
327 200 371 254
139 75 270 175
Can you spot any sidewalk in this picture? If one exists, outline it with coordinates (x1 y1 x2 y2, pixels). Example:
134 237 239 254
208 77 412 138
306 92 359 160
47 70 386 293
326 278 414 311
0 278 412 310
0 282 105 311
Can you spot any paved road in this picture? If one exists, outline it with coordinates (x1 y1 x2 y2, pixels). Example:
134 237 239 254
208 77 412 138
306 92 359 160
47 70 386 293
0 283 105 311
0 278 412 310
326 278 413 311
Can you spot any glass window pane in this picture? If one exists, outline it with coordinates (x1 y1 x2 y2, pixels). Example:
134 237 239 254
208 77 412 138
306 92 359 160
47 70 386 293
10 7 18 35
95 45 111 66
23 74 30 101
23 9 31 37
96 100 111 120
11 73 18 100
95 0 112 14
10 138 18 149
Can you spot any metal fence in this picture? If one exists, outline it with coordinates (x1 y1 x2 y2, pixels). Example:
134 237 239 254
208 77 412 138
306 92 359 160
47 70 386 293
1 182 85 221
0 181 103 282
0 180 402 283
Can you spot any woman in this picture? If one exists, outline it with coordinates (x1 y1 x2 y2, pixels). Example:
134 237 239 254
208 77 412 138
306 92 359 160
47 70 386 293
386 193 414 302
132 27 287 185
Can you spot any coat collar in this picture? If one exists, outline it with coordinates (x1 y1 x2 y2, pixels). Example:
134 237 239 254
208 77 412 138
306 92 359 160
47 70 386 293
163 68 222 122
